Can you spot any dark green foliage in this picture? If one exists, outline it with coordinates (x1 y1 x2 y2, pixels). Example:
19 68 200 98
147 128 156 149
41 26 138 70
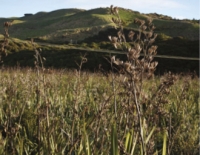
156 36 199 57
3 48 111 71
2 45 199 75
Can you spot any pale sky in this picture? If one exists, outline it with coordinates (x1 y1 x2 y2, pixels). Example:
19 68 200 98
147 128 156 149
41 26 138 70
0 0 199 19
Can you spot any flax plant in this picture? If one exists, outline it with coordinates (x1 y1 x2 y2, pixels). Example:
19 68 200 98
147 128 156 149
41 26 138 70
31 38 45 155
107 5 178 154
30 40 71 154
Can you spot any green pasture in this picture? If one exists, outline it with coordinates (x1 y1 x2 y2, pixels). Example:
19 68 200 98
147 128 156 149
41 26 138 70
0 7 199 42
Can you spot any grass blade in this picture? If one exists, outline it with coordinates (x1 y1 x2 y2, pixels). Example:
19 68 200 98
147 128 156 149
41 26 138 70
111 123 118 155
145 126 156 144
125 131 131 152
162 129 168 155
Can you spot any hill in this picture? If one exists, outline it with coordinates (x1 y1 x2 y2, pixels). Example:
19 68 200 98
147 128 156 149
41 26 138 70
0 7 199 43
0 7 199 74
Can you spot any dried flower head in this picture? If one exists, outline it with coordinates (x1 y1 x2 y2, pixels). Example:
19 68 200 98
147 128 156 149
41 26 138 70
128 30 135 41
146 31 153 38
123 62 131 71
110 5 119 15
127 48 140 60
134 18 145 27
117 30 126 42
146 18 153 25
141 25 147 31
108 35 119 48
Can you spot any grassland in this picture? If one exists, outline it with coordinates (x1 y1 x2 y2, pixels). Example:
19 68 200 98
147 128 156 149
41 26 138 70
0 7 199 74
0 7 199 43
0 67 198 154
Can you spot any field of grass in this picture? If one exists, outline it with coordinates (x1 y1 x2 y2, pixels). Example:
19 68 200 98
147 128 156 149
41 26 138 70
0 67 198 154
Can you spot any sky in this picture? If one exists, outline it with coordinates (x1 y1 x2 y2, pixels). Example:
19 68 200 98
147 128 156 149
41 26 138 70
0 0 199 19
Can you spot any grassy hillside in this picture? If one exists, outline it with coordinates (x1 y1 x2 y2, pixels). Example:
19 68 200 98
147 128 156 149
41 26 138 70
0 7 199 74
0 7 199 43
